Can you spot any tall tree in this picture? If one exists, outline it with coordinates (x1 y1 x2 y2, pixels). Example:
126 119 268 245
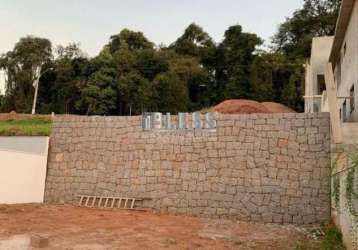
280 64 304 111
135 49 169 81
39 44 89 114
74 46 117 115
216 25 262 100
76 67 117 115
250 52 304 110
168 55 209 110
152 71 188 113
108 29 154 54
249 52 275 102
117 71 152 115
171 23 216 71
0 36 52 112
272 0 341 58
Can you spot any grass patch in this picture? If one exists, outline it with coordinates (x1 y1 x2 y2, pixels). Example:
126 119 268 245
0 118 52 136
320 224 346 250
291 223 346 250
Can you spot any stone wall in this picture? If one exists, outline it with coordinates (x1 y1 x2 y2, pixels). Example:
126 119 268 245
45 113 331 224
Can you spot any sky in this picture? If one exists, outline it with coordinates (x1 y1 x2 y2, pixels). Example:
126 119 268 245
0 0 304 93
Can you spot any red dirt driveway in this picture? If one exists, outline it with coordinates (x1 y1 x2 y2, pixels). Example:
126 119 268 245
0 204 318 250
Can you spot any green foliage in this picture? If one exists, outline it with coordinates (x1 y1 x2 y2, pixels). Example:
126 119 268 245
332 176 341 209
281 67 302 111
249 53 275 101
136 49 169 80
0 36 52 112
321 224 346 250
272 0 341 58
346 153 358 217
249 53 304 110
0 94 4 112
117 71 152 115
0 118 52 136
291 224 346 250
56 43 86 59
171 23 216 71
0 0 342 115
152 71 188 113
108 29 154 54
216 25 263 100
76 67 117 115
39 44 89 114
168 55 209 110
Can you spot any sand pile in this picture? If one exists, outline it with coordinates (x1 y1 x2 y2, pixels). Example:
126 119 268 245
211 100 295 114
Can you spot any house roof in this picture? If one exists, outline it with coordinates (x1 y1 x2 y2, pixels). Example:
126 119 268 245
329 0 355 67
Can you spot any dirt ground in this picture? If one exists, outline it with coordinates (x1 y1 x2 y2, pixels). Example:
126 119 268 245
0 204 319 250
0 113 52 121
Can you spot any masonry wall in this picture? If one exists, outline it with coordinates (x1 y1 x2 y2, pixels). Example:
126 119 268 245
331 144 358 250
45 113 331 225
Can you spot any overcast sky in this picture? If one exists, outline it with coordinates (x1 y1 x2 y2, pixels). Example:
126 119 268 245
0 0 304 93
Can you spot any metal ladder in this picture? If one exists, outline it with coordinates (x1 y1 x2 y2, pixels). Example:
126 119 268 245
78 195 142 209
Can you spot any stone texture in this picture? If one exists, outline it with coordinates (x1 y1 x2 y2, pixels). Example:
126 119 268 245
45 113 331 225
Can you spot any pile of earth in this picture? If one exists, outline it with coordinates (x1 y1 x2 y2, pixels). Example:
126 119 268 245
210 100 295 114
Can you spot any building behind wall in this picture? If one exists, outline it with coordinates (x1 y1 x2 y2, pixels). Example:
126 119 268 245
304 1 358 249
304 0 358 123
330 0 358 122
304 37 334 113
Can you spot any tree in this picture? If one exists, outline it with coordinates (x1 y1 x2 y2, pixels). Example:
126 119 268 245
272 0 341 58
2 15 332 114
35 44 89 114
249 52 304 110
56 43 86 59
215 25 262 100
152 72 188 113
112 47 137 75
117 71 152 115
249 52 275 101
171 23 216 71
0 94 4 112
76 67 117 115
0 36 52 112
168 55 209 110
280 65 304 111
135 49 169 81
108 29 154 54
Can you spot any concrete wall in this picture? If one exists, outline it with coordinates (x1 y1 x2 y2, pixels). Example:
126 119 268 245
305 37 334 113
0 137 49 204
336 0 358 121
331 144 358 250
45 113 331 225
310 37 335 96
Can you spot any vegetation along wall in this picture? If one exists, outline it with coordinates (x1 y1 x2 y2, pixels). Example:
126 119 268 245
331 144 358 250
45 113 331 225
